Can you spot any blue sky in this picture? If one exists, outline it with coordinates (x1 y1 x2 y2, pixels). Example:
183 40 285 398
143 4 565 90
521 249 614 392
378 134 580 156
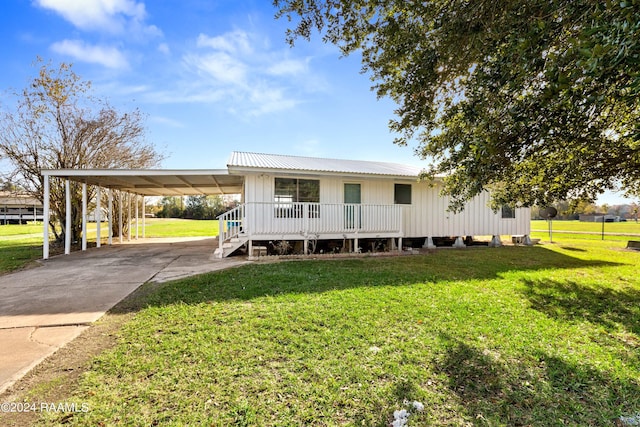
0 0 633 204
1 0 417 169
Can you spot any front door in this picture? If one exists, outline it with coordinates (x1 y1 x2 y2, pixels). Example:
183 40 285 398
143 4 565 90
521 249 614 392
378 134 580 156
344 183 361 229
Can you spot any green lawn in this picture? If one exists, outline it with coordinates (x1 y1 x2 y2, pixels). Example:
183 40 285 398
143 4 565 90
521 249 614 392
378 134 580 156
38 239 640 426
532 219 640 239
0 223 43 271
140 218 219 237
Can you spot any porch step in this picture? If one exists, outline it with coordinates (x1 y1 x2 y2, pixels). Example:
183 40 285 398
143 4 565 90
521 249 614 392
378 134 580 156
213 237 249 258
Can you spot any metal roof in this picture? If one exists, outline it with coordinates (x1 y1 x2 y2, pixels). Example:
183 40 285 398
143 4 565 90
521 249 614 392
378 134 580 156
39 152 428 196
227 152 424 177
40 169 244 196
0 192 42 207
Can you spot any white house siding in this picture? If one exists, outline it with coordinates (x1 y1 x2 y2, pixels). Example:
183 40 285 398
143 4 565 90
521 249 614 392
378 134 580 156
243 173 396 205
242 173 530 239
401 181 530 238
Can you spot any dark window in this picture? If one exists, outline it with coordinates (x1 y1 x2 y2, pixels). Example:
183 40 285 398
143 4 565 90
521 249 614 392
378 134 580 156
274 178 320 218
501 205 516 219
394 184 412 204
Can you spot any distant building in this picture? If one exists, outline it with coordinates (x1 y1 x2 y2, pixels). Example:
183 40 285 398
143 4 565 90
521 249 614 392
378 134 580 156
579 214 621 222
0 192 43 224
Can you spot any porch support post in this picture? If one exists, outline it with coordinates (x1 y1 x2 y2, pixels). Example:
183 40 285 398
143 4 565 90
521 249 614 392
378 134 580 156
423 237 436 249
118 191 123 244
134 194 139 240
218 216 225 259
43 174 50 260
96 186 101 248
397 237 402 252
303 238 308 255
107 189 113 245
488 235 502 248
354 236 359 253
141 196 146 238
64 179 71 255
249 239 253 258
127 193 132 241
452 236 466 248
81 182 87 251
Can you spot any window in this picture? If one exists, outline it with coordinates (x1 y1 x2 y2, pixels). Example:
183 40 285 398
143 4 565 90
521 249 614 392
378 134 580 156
394 184 412 204
501 205 516 219
274 178 320 217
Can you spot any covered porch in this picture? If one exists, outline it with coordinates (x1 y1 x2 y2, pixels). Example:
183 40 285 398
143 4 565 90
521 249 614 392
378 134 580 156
217 201 404 257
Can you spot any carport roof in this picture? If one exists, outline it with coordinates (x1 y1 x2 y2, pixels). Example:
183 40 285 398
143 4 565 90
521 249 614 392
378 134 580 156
41 169 244 196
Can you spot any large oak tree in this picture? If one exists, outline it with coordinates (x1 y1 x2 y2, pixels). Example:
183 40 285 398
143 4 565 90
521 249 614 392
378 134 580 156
275 0 640 210
0 60 163 242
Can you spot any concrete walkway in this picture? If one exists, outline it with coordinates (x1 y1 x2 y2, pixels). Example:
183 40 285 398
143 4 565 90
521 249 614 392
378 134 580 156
0 237 249 394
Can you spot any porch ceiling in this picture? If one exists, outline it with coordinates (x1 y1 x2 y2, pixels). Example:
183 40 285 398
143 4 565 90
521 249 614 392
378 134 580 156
41 169 244 196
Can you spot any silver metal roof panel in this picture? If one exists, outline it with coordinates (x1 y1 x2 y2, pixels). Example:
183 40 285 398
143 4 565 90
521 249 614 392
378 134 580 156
228 152 423 177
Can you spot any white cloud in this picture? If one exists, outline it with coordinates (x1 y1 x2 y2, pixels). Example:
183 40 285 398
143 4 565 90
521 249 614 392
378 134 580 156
248 85 298 116
266 58 309 76
34 0 160 37
184 51 247 86
157 43 170 55
150 115 183 128
196 31 252 55
51 39 129 69
171 29 319 116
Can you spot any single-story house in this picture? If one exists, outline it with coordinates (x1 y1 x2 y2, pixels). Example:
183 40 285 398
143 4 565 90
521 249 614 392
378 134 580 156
40 151 531 259
0 192 43 225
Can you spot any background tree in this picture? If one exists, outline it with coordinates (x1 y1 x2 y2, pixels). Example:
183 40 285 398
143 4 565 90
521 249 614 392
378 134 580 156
275 0 640 210
157 196 184 218
0 59 163 243
184 195 229 219
158 195 233 219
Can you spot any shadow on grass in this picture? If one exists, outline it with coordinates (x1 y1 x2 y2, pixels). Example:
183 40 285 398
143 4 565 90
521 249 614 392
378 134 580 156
560 246 587 252
116 246 626 312
434 334 639 425
521 278 640 335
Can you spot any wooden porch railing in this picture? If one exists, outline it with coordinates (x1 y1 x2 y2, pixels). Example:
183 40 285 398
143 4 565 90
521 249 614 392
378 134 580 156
218 204 245 250
218 202 402 243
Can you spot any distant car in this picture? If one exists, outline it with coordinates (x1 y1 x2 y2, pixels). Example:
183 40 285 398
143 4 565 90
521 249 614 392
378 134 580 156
620 218 627 222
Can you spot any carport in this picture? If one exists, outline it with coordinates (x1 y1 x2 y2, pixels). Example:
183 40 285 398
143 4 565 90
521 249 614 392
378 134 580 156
40 169 244 259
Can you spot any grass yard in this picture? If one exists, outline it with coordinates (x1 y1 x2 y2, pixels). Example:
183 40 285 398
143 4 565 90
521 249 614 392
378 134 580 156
31 239 639 426
139 218 219 237
0 223 44 272
532 219 640 242
0 235 43 272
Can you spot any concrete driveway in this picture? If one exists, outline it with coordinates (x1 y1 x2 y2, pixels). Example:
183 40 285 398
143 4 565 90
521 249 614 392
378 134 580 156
0 237 249 394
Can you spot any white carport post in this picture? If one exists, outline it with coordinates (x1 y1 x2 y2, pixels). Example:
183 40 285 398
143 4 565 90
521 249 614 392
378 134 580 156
127 193 132 241
43 174 50 260
81 182 87 251
118 191 123 244
96 186 101 248
135 194 139 240
108 189 113 245
64 179 71 255
141 196 146 238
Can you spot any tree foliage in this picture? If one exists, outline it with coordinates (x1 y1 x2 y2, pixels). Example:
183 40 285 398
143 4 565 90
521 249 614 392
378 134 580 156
275 0 640 210
157 196 235 220
0 59 163 241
